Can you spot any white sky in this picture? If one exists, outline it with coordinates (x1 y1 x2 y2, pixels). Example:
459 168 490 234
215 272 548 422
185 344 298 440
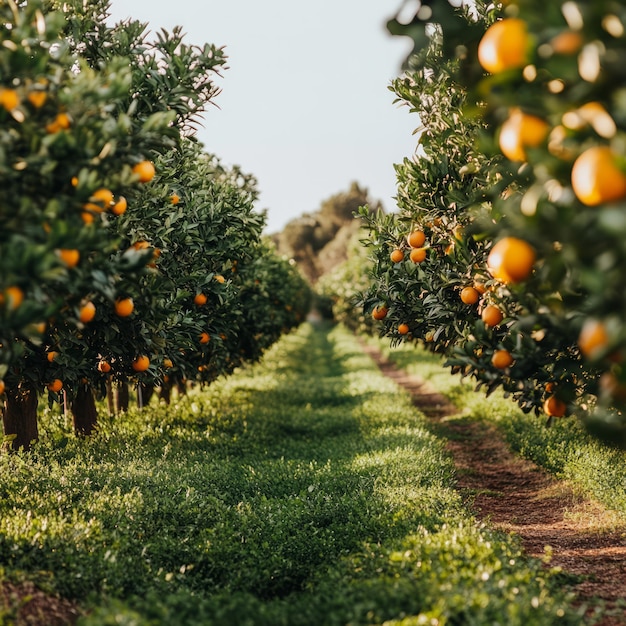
107 1 418 233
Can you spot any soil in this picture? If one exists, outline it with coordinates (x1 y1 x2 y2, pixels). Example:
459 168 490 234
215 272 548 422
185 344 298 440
363 342 626 626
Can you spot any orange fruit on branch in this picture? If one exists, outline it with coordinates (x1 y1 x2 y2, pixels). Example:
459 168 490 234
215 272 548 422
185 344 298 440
132 355 150 372
398 323 410 335
492 349 514 369
481 305 504 327
460 286 480 305
79 301 96 323
132 160 155 183
478 18 530 74
194 293 207 306
47 379 63 393
407 230 426 248
372 305 388 320
58 249 80 268
114 297 134 317
578 318 609 359
390 249 404 263
409 247 427 263
543 395 567 417
571 146 626 206
487 237 535 284
498 108 549 162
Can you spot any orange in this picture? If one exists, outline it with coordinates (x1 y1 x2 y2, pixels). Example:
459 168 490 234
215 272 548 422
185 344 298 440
45 112 70 133
132 355 150 372
460 286 480 305
214 275 225 284
481 305 504 327
0 88 19 111
372 305 388 321
498 108 549 161
492 349 514 369
543 395 567 417
407 230 426 248
132 241 151 250
571 146 626 206
478 18 530 74
97 360 112 373
0 379 4 395
487 237 535 284
58 249 80 268
132 160 155 183
199 332 210 344
79 301 96 323
163 358 173 369
27 90 47 109
81 211 95 225
47 351 58 363
4 285 24 310
550 30 583 55
114 297 134 317
409 247 427 263
111 196 127 215
170 193 180 205
398 323 410 335
194 293 207 306
390 249 404 263
47 379 63 393
578 318 609 359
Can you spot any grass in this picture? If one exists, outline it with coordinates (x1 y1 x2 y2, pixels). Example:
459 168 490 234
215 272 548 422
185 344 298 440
373 337 626 523
0 323 586 624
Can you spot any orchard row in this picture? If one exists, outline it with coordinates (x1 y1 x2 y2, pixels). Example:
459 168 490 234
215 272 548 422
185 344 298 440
325 0 626 446
0 1 310 450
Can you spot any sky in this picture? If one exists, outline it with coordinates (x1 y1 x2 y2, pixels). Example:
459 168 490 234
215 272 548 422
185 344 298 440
107 1 418 233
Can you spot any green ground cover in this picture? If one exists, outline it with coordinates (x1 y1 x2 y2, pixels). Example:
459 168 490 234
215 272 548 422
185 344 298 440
0 323 585 624
375 339 626 522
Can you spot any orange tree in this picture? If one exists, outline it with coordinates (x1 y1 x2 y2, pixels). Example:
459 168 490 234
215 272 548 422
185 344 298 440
0 0 177 448
361 0 626 445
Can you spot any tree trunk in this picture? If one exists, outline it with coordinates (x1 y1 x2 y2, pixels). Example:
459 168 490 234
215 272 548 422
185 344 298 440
105 379 115 417
159 378 172 405
2 382 39 452
116 382 129 413
71 383 98 437
138 383 154 408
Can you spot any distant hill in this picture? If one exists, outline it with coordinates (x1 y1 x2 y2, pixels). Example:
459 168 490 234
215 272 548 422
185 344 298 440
269 182 383 284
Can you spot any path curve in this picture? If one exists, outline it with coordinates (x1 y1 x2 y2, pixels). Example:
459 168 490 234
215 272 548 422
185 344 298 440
361 341 626 626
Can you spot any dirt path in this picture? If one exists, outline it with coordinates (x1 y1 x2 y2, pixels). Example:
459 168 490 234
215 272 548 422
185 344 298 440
362 342 626 626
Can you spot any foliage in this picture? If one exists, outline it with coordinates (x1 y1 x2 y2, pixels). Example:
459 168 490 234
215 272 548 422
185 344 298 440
358 0 626 446
0 325 582 624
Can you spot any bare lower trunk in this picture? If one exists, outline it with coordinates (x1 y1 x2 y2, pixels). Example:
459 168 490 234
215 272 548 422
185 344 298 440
116 382 129 413
105 379 115 417
159 378 172 405
138 383 154 408
71 383 98 437
2 382 39 452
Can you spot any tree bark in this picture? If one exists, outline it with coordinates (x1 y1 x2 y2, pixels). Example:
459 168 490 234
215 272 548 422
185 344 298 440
2 382 39 452
105 379 115 417
159 378 172 405
138 383 154 408
116 382 129 413
71 383 98 437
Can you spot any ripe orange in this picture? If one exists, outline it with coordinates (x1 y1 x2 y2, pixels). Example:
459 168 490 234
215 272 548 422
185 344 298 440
58 249 80 268
460 286 480 305
132 240 151 250
111 196 127 215
498 108 549 162
481 305 504 327
0 379 4 395
214 275 225 284
114 297 134 317
46 112 70 133
199 332 210 344
163 358 173 369
194 293 207 306
132 355 150 372
170 193 180 205
47 351 58 363
492 349 514 369
79 301 96 323
478 18 530 74
4 285 24 310
407 230 426 248
550 30 583 55
81 211 95 225
27 90 47 109
97 360 112 373
571 146 626 206
47 379 63 393
578 318 609 359
543 395 567 417
0 88 19 111
409 247 427 263
487 237 535 284
398 323 410 335
132 160 155 183
372 305 388 320
390 249 404 263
